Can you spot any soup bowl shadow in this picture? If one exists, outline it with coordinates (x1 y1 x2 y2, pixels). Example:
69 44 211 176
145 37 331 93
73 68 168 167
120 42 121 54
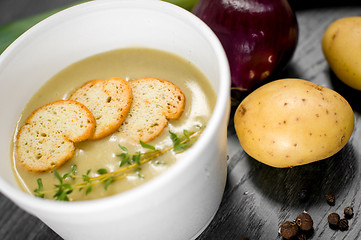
0 1 230 239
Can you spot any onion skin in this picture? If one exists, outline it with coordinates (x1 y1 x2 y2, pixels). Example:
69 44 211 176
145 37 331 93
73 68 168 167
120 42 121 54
193 0 299 91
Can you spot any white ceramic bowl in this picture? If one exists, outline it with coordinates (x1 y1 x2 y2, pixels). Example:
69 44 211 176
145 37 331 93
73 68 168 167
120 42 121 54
0 1 230 239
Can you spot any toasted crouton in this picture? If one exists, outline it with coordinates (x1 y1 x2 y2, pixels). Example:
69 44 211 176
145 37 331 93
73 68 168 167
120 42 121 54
15 100 95 172
69 78 132 139
118 77 185 142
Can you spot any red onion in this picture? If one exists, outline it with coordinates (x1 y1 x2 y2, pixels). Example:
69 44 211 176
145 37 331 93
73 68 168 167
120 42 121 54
193 0 298 91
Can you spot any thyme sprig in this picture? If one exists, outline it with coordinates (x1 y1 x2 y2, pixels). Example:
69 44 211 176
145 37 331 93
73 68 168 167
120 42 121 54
34 126 204 201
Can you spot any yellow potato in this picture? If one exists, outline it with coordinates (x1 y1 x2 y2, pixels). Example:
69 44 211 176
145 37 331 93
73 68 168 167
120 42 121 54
322 16 361 90
234 78 354 168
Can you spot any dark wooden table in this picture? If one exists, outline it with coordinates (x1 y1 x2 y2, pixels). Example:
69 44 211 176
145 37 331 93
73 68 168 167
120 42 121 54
1 1 361 239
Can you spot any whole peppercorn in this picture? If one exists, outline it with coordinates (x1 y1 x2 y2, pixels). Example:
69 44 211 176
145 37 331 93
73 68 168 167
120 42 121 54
325 193 335 206
338 218 349 231
344 206 354 219
328 212 340 229
295 212 313 231
280 221 299 239
328 213 340 225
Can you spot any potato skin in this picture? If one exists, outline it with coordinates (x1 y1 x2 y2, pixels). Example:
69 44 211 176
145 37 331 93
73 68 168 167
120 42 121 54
234 79 354 168
322 17 361 90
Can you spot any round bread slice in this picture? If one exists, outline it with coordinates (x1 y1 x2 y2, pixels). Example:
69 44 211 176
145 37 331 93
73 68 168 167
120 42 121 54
69 77 132 140
15 100 96 172
118 77 185 142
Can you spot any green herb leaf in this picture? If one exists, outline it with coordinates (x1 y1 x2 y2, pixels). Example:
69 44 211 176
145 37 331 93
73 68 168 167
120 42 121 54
132 152 141 165
136 167 144 180
70 164 77 175
85 186 92 195
118 144 128 153
57 190 70 201
116 153 127 158
62 164 77 180
52 168 74 201
140 141 156 151
82 174 90 183
62 183 73 189
34 178 44 198
53 184 73 201
62 173 70 179
117 153 129 167
53 188 63 200
104 177 114 190
117 145 132 166
173 143 189 152
97 168 108 175
81 169 93 195
183 129 190 139
170 131 181 146
54 169 63 184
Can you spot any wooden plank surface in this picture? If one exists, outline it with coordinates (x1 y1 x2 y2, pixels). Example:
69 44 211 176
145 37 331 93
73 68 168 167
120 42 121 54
1 1 361 239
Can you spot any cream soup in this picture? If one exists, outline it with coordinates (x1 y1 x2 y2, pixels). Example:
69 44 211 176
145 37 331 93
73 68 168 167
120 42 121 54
12 48 216 201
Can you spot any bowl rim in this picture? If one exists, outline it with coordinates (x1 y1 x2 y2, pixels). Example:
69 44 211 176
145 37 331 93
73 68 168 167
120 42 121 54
0 0 230 213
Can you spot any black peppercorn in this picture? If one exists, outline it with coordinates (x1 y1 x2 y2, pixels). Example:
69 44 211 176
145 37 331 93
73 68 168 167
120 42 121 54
280 221 299 239
295 212 313 231
328 212 340 229
338 218 349 231
344 206 354 219
325 193 335 206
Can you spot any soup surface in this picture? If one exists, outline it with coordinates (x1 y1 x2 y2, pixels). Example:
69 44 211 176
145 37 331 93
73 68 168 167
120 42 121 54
12 48 216 201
